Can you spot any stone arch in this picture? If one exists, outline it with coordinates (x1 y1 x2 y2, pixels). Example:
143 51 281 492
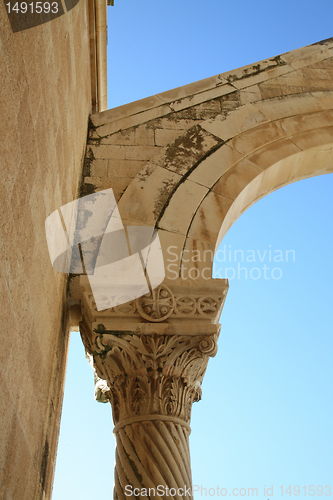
215 142 333 252
115 101 333 279
87 38 333 280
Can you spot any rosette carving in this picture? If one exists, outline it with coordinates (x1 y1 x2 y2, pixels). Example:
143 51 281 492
136 285 175 322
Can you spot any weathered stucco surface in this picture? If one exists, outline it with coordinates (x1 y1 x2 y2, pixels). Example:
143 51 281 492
0 1 92 498
84 38 333 281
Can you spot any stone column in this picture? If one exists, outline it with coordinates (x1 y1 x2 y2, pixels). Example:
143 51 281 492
79 278 228 500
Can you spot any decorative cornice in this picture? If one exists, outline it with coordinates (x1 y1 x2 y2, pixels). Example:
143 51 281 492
79 277 228 332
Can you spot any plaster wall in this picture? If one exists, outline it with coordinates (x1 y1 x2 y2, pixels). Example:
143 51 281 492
0 2 92 498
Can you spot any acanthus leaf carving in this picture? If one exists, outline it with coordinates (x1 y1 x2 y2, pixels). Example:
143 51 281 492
90 331 218 426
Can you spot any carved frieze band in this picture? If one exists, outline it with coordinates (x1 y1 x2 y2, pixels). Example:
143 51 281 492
83 284 227 323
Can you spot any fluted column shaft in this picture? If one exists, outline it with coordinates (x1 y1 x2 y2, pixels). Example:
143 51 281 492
114 419 192 500
81 327 218 500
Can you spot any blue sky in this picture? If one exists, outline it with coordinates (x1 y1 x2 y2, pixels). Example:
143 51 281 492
106 0 333 109
53 1 333 499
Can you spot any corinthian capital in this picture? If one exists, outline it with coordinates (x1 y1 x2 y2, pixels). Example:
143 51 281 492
79 277 228 426
86 328 218 426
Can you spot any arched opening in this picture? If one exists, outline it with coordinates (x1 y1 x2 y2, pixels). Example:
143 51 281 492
190 173 333 494
215 143 333 252
53 173 333 499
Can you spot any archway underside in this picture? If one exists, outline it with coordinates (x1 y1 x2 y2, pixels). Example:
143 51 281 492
84 37 333 281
